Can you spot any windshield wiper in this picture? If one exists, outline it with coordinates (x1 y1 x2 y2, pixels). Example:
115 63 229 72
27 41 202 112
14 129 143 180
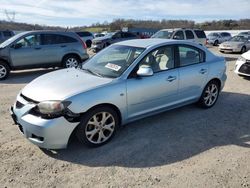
82 68 103 77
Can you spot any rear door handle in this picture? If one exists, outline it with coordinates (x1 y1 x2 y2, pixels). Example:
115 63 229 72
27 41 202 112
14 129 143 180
61 45 66 48
166 76 177 82
34 47 41 50
199 69 207 74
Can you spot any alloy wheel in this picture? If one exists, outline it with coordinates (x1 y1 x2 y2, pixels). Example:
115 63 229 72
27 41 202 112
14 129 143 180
203 83 219 106
0 65 7 79
85 112 115 144
65 58 78 68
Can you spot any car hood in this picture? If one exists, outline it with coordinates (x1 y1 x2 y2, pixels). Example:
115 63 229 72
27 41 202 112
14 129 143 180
93 35 111 41
221 41 244 46
21 68 113 102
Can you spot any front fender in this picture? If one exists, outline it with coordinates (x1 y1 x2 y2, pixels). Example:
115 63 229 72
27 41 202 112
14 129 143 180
66 81 127 124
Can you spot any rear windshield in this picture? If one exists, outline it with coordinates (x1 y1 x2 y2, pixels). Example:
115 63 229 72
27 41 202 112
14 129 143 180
194 30 206 38
76 32 92 37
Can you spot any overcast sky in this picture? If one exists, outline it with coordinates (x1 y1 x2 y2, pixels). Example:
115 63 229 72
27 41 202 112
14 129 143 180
0 0 250 27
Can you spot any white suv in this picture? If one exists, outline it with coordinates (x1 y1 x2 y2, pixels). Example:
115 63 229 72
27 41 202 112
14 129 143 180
151 28 207 46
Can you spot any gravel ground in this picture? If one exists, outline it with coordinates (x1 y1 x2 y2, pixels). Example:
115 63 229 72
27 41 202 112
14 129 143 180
0 47 250 188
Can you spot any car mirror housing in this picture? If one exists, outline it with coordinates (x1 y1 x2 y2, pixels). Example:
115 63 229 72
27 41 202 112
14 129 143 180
13 43 22 49
137 66 153 77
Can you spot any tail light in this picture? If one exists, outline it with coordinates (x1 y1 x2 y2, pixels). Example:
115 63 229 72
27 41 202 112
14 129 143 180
76 36 87 50
81 39 87 49
205 38 208 45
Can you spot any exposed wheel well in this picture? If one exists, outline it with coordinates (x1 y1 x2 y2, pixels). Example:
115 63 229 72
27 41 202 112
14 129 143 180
207 78 221 90
67 103 122 146
85 103 122 126
0 59 10 69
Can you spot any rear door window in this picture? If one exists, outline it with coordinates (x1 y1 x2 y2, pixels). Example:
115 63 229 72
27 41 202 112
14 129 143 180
178 45 205 67
173 31 184 40
41 34 77 45
185 30 194 39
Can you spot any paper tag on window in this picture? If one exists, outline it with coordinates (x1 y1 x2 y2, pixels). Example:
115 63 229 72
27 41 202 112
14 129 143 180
105 63 121 71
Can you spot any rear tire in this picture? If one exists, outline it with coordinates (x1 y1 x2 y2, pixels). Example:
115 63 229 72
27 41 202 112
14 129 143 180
62 55 81 68
76 106 119 147
0 62 10 80
198 80 220 108
213 40 218 46
241 46 246 54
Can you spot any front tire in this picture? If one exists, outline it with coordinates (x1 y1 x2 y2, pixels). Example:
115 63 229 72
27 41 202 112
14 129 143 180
0 62 10 80
62 55 81 68
198 80 220 108
76 106 119 147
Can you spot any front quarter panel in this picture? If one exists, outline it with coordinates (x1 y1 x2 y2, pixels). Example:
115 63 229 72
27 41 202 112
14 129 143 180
67 80 127 124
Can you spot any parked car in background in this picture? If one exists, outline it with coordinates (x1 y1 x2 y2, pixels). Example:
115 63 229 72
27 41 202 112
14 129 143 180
235 50 250 77
10 39 226 149
207 32 232 46
0 30 14 43
151 28 207 46
238 31 250 36
0 30 89 80
91 31 139 52
94 33 105 38
219 35 250 54
76 31 94 48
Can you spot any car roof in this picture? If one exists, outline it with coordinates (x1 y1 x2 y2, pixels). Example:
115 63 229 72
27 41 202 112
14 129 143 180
17 30 76 35
116 39 201 48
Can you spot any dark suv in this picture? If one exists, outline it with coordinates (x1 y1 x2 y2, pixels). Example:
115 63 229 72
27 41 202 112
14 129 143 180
0 31 89 80
0 30 14 43
91 31 139 52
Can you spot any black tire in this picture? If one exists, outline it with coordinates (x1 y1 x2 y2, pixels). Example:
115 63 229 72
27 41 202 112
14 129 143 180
86 40 92 48
241 46 246 54
0 62 10 80
213 40 218 46
62 55 81 68
198 80 220 108
76 106 119 147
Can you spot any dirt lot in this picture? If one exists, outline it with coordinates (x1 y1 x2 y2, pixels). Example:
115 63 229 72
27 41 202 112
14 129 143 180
0 47 250 188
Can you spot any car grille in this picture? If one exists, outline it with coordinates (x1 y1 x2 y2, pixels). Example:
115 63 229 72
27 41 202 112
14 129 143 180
239 64 250 75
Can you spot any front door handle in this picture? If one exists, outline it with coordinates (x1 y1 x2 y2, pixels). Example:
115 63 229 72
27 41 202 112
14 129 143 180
199 69 207 74
166 76 177 82
61 45 66 48
34 47 41 50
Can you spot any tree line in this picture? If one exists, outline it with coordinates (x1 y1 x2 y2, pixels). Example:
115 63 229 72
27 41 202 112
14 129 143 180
0 19 249 32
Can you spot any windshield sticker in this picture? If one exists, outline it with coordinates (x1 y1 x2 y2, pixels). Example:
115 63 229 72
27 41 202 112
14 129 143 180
105 63 121 71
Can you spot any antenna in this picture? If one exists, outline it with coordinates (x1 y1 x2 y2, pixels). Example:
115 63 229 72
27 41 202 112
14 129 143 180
4 9 16 22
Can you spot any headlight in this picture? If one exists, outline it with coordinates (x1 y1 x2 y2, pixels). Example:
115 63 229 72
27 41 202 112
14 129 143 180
37 101 71 115
237 56 246 62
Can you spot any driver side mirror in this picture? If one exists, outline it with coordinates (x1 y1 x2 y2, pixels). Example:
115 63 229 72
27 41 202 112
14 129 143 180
137 66 153 77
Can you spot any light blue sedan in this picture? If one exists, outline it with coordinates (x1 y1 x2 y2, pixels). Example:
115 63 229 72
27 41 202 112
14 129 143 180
11 39 227 149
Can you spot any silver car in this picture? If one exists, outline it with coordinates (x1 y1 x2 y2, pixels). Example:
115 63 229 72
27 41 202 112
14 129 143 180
0 31 89 80
10 39 227 149
219 35 250 54
207 32 231 46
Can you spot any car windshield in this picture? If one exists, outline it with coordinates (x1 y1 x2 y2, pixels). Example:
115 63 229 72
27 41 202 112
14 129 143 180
82 45 145 78
208 33 219 37
151 30 173 39
0 32 24 48
230 36 247 42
